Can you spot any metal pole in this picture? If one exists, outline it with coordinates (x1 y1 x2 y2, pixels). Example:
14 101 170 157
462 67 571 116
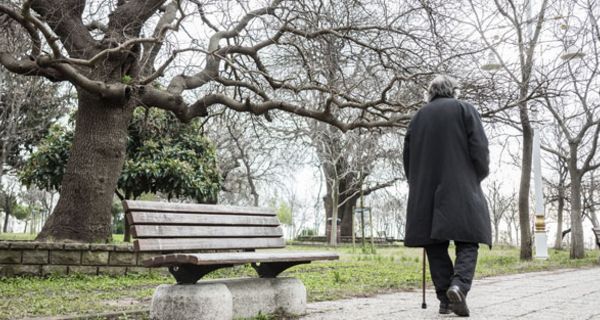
352 206 356 253
369 208 375 253
533 129 548 259
360 199 365 250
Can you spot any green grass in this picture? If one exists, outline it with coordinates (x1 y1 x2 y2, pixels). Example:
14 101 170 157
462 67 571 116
0 233 126 243
0 233 36 241
0 244 598 319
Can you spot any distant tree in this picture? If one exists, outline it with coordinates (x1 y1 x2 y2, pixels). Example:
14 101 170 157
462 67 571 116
276 201 293 226
485 180 513 245
0 189 17 233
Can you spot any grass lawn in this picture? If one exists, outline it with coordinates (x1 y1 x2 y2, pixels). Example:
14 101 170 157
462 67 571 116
0 233 37 241
0 243 598 319
0 233 126 243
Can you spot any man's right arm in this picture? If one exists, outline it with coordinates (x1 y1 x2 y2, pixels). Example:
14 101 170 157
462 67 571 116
402 128 410 180
462 102 490 181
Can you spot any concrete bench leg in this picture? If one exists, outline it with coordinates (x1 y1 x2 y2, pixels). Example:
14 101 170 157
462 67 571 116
149 278 306 320
225 277 306 318
150 283 232 320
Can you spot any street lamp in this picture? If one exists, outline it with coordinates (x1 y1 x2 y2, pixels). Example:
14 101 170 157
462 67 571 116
559 21 586 60
560 38 586 60
481 50 502 71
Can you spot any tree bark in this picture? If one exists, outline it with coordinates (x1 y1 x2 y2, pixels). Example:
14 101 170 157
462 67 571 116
568 148 585 259
2 197 10 233
339 196 358 237
518 100 533 260
36 90 134 242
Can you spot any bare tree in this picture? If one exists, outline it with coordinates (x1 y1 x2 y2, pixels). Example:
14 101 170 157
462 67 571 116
485 179 513 245
582 173 600 229
0 0 434 242
539 0 600 258
505 199 520 246
464 0 552 260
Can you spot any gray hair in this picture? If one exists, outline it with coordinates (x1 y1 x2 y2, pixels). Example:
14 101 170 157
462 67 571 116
425 75 459 102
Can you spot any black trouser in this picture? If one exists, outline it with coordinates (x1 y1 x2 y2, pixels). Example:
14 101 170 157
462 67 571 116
424 241 479 303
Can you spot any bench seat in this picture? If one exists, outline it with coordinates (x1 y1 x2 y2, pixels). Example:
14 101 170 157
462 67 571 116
124 200 339 284
143 251 339 267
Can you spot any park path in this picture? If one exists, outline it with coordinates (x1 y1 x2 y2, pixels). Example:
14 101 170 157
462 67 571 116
301 267 600 320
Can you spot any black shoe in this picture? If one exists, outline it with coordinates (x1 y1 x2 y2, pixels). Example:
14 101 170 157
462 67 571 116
446 285 470 317
439 301 452 314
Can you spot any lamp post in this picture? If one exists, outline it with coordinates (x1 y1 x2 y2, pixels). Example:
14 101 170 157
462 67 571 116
532 130 548 259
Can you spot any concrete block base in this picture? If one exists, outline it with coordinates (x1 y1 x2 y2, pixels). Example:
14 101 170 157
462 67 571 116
150 283 233 320
150 277 306 320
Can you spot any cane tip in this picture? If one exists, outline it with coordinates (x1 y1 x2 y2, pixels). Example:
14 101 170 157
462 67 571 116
421 303 427 309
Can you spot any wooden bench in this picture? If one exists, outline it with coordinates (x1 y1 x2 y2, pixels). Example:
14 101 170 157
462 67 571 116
593 228 600 249
124 200 339 284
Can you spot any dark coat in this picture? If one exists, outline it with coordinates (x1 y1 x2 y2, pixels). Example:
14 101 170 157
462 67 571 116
403 97 492 248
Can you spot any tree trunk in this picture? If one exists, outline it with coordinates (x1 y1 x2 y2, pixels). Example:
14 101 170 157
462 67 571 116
518 100 533 260
494 222 500 245
124 219 131 242
36 91 134 242
568 152 585 259
2 195 11 233
339 195 358 237
590 207 599 229
554 187 565 249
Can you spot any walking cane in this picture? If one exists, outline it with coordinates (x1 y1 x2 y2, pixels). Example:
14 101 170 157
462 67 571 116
421 248 427 309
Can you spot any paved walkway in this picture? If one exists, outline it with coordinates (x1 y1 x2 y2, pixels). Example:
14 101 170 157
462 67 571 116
302 267 600 319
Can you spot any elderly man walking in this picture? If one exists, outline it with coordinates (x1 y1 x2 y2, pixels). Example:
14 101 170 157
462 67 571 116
402 75 492 317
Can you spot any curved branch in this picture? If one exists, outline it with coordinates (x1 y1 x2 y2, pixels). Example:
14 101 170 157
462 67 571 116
166 0 283 95
139 87 411 131
0 53 64 81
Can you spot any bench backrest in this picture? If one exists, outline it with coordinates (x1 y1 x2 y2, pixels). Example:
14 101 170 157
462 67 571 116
124 200 285 252
593 228 600 247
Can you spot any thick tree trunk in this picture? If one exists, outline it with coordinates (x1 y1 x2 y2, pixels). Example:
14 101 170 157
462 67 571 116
568 153 585 259
554 187 565 250
36 91 134 242
339 196 358 237
324 183 359 239
518 101 533 260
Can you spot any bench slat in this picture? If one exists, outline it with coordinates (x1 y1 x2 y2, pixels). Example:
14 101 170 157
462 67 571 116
144 251 339 267
127 212 280 226
123 200 274 216
131 225 283 238
134 237 285 252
